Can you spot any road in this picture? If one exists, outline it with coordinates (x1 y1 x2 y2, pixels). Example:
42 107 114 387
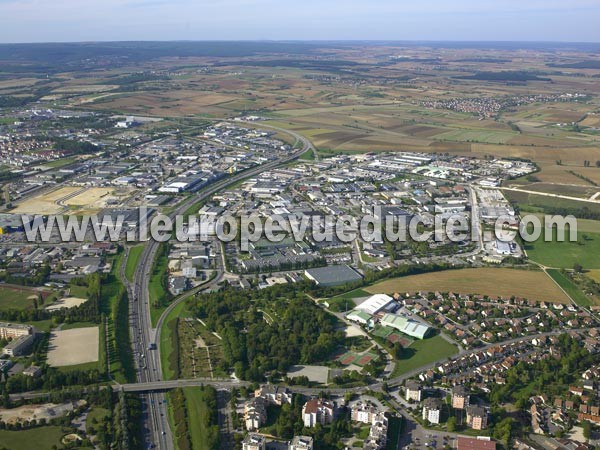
128 122 314 448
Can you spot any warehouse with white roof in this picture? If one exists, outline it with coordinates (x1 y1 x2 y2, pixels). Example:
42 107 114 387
355 294 397 315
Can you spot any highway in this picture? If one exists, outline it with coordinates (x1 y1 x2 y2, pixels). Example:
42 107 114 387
128 122 314 449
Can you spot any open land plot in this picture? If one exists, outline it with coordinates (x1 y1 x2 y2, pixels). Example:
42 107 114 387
525 231 600 270
587 270 600 284
434 128 517 144
392 335 458 376
47 326 99 367
63 187 113 206
52 84 118 94
10 186 82 214
505 183 599 199
45 297 87 311
546 269 594 307
0 400 85 425
0 284 52 311
286 365 329 384
0 426 65 450
364 268 571 303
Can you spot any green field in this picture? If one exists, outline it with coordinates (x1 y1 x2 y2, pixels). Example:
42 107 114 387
149 244 172 326
504 190 600 217
0 426 66 450
68 284 88 298
100 252 134 383
125 245 144 281
0 285 46 311
391 335 458 377
183 387 220 450
298 148 315 160
160 301 188 380
435 128 517 144
546 269 593 307
87 406 111 425
525 229 600 270
42 156 78 168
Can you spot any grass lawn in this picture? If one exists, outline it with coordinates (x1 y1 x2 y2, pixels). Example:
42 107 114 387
87 406 111 426
149 245 172 327
0 285 44 311
392 335 458 377
68 284 88 298
125 245 144 282
525 228 600 270
298 148 315 160
546 269 593 307
60 321 98 330
332 288 371 300
43 156 78 168
30 319 55 333
0 426 66 450
100 252 134 383
183 387 219 450
160 300 188 380
365 268 570 303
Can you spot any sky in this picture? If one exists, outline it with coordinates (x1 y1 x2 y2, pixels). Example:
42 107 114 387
0 0 599 44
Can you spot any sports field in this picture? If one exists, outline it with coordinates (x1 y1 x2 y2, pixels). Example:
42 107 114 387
392 335 459 376
47 326 99 367
365 268 571 303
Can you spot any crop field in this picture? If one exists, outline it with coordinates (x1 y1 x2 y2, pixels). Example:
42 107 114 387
546 269 594 307
508 183 599 199
365 268 571 303
525 229 600 269
504 190 600 216
47 326 99 367
435 128 517 144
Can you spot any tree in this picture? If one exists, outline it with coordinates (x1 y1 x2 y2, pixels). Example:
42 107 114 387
447 416 457 432
574 263 583 274
582 420 591 440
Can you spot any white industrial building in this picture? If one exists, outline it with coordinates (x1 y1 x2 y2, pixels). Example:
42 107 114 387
355 294 396 315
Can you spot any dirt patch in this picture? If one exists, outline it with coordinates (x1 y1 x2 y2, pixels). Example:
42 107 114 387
0 400 86 424
47 327 99 367
45 297 87 311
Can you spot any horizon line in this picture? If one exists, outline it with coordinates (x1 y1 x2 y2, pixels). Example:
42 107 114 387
1 38 599 45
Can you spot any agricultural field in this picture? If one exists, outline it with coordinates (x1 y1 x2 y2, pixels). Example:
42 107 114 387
524 228 600 270
546 269 595 307
364 268 571 303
